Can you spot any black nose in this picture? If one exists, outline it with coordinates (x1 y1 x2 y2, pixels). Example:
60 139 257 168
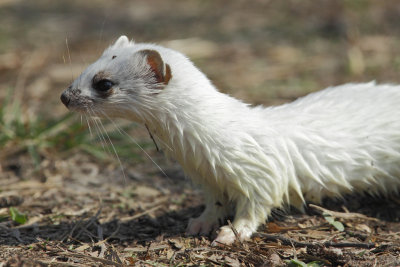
60 92 70 107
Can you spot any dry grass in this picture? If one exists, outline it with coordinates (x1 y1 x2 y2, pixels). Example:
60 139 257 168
1 0 400 266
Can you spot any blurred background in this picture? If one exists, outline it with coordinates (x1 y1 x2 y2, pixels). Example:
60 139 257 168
3 0 400 107
2 0 400 176
1 0 400 263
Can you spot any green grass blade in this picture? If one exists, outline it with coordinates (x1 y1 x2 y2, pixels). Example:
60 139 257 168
9 207 28 225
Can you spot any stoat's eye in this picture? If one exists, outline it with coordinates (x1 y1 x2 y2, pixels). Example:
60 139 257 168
93 79 114 92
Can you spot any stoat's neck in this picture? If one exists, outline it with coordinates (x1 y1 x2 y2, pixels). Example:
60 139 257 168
142 76 259 190
145 81 250 152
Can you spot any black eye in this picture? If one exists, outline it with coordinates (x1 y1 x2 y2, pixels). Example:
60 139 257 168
93 79 114 92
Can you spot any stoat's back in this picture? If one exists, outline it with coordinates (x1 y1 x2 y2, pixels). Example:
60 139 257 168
260 82 400 203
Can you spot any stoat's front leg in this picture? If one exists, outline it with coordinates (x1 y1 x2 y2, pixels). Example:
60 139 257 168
186 194 231 237
212 196 269 246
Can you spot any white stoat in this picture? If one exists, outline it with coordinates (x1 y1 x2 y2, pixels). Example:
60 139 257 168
61 35 400 245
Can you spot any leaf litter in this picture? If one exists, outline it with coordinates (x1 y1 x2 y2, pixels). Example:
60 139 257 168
1 153 399 266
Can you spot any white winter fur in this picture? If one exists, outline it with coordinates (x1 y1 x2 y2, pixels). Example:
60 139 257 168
64 36 400 245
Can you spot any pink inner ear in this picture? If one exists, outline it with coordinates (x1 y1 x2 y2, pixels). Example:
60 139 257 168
146 52 164 83
140 49 172 85
164 64 172 85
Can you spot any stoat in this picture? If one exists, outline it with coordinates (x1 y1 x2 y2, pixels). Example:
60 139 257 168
60 36 400 245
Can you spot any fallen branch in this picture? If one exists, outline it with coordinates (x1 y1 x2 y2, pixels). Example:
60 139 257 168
60 252 124 267
309 204 379 222
228 220 245 248
124 244 169 253
256 232 377 249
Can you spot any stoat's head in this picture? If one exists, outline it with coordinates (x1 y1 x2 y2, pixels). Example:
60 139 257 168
60 35 172 122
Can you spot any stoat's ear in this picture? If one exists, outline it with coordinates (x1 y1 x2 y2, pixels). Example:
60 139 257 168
140 49 172 85
113 35 130 48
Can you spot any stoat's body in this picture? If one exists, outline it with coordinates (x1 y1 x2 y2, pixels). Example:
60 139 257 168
61 36 400 245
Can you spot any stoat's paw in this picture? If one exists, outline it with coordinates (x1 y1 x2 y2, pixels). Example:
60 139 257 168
211 225 252 246
186 216 219 236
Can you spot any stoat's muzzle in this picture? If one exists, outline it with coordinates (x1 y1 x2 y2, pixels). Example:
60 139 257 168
60 87 93 113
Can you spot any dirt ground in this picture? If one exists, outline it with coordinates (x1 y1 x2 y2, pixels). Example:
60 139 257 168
1 0 400 266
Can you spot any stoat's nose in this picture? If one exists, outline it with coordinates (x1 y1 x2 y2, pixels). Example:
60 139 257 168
60 92 70 108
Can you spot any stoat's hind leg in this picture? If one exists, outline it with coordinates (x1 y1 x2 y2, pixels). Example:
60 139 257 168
212 197 269 246
186 196 231 236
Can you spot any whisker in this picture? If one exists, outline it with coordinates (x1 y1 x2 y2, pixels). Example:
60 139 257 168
141 122 173 152
101 112 170 179
85 114 93 138
97 13 108 53
95 112 127 182
145 123 160 152
65 37 73 83
89 108 109 154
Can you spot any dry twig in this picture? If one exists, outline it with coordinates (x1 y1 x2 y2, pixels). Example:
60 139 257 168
119 204 163 223
309 204 379 221
256 232 378 249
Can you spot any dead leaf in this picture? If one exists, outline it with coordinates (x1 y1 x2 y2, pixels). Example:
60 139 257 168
125 256 136 265
355 224 372 234
169 238 184 250
268 253 284 266
224 255 241 267
267 222 283 233
75 244 90 252
134 185 161 198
